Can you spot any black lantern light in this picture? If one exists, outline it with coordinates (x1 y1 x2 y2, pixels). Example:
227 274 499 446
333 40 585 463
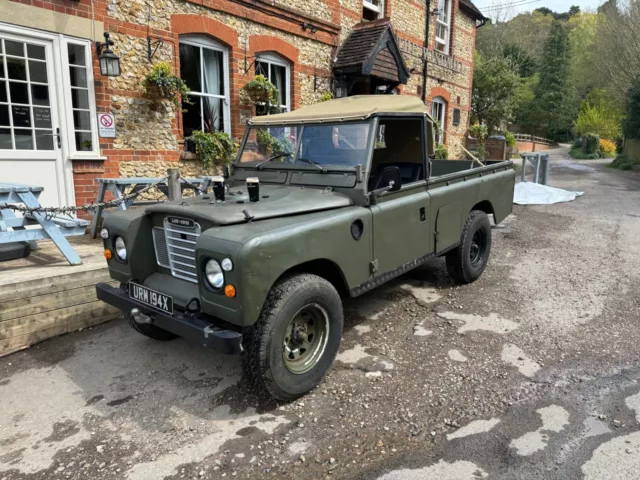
95 32 121 77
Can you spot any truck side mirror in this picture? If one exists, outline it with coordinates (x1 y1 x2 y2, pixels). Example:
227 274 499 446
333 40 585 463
382 166 402 192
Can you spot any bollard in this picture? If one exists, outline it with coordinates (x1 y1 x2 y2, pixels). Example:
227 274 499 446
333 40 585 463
167 168 181 201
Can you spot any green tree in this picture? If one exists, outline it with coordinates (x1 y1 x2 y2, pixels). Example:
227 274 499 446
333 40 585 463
569 5 581 16
503 44 537 77
471 52 522 133
623 76 640 140
532 20 577 139
567 12 599 97
574 89 624 140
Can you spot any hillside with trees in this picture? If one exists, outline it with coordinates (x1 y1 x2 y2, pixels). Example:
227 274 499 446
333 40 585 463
472 0 639 157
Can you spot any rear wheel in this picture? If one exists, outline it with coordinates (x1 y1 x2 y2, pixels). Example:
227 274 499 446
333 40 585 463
446 210 492 284
242 274 343 401
120 283 178 341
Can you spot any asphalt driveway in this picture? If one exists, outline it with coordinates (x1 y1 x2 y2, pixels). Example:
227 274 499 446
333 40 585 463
1 147 640 480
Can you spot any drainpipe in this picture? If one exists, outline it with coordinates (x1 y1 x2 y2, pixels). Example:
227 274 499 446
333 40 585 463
421 0 431 103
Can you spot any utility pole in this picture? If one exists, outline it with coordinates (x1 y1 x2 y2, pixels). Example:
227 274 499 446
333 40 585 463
421 0 432 104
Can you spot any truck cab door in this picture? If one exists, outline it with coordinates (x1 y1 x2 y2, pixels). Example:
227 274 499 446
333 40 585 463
368 117 432 278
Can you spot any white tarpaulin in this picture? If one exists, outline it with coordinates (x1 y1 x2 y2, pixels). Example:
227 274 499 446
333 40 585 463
514 182 584 205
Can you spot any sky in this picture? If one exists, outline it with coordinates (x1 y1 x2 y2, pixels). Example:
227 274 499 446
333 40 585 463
472 0 605 19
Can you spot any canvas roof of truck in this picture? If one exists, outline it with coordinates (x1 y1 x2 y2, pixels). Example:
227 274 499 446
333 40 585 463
249 95 435 125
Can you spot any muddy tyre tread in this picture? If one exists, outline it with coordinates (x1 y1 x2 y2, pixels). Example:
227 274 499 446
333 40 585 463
242 274 343 402
446 210 491 284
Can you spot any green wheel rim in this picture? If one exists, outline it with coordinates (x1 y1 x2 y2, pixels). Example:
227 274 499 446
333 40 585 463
282 304 330 375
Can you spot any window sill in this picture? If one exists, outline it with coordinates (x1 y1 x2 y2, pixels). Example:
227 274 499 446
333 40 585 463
68 154 108 161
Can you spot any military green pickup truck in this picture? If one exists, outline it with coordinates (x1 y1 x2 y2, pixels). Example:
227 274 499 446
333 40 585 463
96 95 514 401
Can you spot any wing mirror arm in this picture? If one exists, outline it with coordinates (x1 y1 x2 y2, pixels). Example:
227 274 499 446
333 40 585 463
370 180 396 198
368 166 402 203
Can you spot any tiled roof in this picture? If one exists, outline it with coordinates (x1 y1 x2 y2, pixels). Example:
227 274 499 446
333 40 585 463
333 20 390 70
459 0 487 20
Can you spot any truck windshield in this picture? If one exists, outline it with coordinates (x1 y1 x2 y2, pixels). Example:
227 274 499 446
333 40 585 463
237 123 371 168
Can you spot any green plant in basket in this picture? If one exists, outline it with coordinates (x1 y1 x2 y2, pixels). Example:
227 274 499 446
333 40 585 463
144 61 192 109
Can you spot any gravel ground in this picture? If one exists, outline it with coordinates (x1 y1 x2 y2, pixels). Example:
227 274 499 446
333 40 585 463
1 146 640 480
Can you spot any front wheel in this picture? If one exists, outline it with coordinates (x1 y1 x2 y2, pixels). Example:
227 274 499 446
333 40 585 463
242 274 343 401
445 210 492 284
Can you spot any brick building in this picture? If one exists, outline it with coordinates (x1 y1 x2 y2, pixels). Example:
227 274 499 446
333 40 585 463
0 0 485 209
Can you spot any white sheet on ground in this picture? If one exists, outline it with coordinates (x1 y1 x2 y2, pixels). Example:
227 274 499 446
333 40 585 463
514 182 584 205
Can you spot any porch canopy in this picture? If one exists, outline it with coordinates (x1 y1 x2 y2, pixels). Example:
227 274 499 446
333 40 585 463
249 95 434 125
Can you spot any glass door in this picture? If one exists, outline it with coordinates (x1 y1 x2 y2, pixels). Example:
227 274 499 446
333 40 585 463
0 26 67 208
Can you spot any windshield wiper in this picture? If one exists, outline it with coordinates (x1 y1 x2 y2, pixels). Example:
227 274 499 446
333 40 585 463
254 152 292 170
296 157 327 173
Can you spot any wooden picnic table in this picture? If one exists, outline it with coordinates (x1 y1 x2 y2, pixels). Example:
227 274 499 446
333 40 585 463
0 182 89 265
89 176 212 238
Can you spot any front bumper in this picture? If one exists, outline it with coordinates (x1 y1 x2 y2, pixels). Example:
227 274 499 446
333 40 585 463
95 282 243 355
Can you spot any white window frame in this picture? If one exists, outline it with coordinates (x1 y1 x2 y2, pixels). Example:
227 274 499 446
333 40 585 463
179 34 231 134
363 0 384 19
432 96 447 145
255 52 290 113
435 0 452 55
60 37 100 159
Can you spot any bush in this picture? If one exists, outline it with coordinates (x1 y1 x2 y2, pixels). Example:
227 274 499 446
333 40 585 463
188 130 237 168
610 154 640 171
623 76 640 140
582 133 600 154
434 143 449 160
505 131 517 148
599 139 616 157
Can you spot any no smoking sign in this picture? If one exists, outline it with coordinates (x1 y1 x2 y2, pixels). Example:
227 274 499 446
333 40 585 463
98 113 116 138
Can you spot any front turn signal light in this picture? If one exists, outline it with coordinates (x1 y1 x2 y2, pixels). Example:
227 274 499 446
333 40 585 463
104 249 113 260
224 285 236 298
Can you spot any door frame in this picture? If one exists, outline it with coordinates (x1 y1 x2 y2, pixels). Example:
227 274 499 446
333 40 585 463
0 21 96 209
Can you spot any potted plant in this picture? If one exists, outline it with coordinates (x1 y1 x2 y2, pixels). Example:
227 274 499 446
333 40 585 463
187 130 237 169
144 61 192 109
240 75 279 107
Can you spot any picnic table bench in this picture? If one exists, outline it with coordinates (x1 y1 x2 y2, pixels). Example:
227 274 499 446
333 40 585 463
90 176 212 238
0 182 89 265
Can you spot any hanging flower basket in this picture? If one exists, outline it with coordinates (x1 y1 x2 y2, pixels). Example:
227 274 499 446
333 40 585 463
143 61 192 109
240 75 279 107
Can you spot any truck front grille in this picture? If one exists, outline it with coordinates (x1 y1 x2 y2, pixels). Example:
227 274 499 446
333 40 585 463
152 218 201 284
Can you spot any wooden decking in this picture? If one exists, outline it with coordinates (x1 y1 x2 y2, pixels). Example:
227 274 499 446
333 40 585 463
0 236 120 357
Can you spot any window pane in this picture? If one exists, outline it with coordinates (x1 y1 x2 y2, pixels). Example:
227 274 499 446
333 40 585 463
71 88 89 109
69 66 87 88
73 110 91 130
28 61 47 83
0 105 8 126
179 43 201 93
12 105 31 127
256 61 268 77
75 132 93 151
182 95 202 137
202 48 224 95
0 60 4 79
14 129 33 150
27 44 45 60
31 84 50 106
203 97 223 132
33 107 51 128
5 41 24 57
272 64 287 107
67 44 86 66
0 128 11 149
7 57 26 80
0 81 6 103
9 82 29 104
35 130 54 150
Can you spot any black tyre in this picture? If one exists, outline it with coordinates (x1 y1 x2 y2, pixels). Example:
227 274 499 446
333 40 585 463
445 210 492 284
120 284 178 341
242 274 344 401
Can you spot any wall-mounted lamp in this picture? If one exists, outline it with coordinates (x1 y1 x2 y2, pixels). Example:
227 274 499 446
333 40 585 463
301 22 318 34
147 36 164 62
95 32 121 77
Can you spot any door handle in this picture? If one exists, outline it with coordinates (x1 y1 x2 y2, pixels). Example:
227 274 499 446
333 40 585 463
44 128 61 148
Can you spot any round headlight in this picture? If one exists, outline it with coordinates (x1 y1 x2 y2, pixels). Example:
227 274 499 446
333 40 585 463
100 229 110 239
205 259 224 289
114 236 127 260
221 258 233 272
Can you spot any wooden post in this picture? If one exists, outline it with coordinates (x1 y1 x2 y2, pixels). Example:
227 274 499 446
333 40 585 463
167 168 181 201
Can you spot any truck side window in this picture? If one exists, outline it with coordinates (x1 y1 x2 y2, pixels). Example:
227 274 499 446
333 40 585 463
368 118 426 191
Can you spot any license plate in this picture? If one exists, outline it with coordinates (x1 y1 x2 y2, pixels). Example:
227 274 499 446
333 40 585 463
129 282 173 314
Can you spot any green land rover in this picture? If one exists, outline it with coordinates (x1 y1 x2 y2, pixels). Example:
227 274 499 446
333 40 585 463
96 95 515 401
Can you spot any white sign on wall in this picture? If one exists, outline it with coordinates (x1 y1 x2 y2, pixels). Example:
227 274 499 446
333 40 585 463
97 113 116 138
